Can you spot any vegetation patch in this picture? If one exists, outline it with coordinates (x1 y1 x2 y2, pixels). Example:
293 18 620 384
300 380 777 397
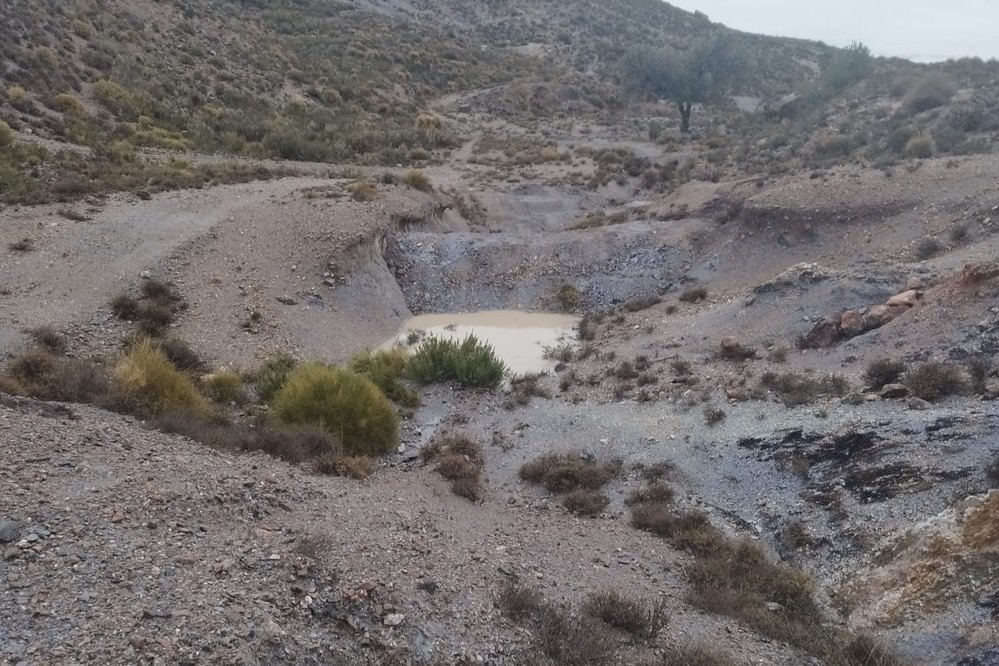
505 373 551 409
904 361 966 401
757 371 850 406
270 363 399 456
349 348 419 407
627 488 904 665
582 589 668 640
679 286 709 303
202 371 245 404
660 643 739 666
864 358 907 389
253 354 297 403
421 432 485 502
561 489 610 516
402 169 432 192
520 452 621 494
116 340 208 416
409 334 506 388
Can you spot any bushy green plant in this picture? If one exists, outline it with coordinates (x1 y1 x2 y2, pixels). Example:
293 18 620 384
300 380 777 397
270 363 399 456
116 339 209 415
408 334 506 388
253 354 297 402
203 371 244 404
0 120 13 147
349 348 419 407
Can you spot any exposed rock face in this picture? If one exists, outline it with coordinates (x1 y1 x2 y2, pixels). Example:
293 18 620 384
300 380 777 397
841 490 999 651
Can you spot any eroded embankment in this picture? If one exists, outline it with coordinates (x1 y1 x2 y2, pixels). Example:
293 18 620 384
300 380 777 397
385 220 692 315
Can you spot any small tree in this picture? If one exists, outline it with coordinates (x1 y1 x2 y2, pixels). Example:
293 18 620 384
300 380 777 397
622 34 743 133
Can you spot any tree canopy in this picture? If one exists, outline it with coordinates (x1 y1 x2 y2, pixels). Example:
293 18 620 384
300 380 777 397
622 34 744 132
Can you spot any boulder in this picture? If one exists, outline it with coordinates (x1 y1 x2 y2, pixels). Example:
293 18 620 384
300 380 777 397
879 383 909 399
863 305 894 329
839 309 866 337
886 289 921 307
800 318 841 349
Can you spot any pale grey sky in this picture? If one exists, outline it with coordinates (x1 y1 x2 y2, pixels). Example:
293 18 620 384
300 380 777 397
672 0 999 62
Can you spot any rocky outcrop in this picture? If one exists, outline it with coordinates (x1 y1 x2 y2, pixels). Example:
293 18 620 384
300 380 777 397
799 287 924 349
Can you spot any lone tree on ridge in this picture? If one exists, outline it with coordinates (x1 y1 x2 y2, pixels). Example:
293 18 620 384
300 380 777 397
622 34 743 133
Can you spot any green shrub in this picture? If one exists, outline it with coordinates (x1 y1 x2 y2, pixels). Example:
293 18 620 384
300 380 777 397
402 169 431 191
91 80 134 117
409 334 506 388
52 93 85 116
271 363 399 456
904 135 935 159
253 354 297 402
117 340 209 415
6 85 27 103
203 371 244 403
0 120 13 148
349 348 419 407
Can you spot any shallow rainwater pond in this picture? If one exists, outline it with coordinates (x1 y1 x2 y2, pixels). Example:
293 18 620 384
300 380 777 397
384 310 580 376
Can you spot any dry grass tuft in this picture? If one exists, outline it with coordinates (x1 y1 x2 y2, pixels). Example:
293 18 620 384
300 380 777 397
519 452 621 493
402 169 432 191
422 432 485 502
864 358 907 389
497 582 544 621
562 489 609 516
659 643 739 666
904 361 965 401
27 326 67 355
315 454 376 479
678 286 708 303
582 589 668 640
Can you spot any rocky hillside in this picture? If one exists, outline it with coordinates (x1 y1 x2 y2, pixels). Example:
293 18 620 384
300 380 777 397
3 1 999 666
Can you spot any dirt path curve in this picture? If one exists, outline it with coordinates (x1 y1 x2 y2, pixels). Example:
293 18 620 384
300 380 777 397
0 176 329 355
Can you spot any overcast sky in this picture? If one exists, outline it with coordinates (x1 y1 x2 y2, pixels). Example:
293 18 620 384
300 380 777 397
671 0 999 62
